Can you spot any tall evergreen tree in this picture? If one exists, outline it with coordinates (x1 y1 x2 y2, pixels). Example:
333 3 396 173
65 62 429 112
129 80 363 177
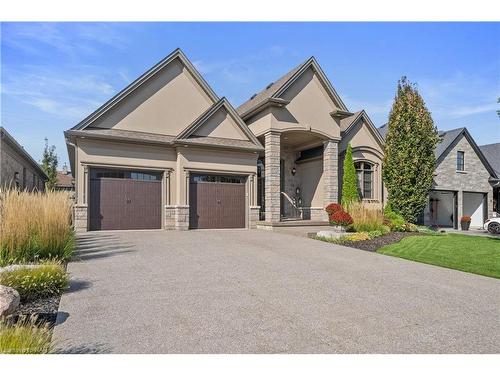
341 143 359 207
41 138 58 191
383 77 439 222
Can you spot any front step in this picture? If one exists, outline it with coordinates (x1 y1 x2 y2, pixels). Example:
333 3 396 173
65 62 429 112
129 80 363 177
256 220 330 229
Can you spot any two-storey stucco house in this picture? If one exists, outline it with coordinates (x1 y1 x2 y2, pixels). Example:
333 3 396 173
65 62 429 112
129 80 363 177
65 48 386 231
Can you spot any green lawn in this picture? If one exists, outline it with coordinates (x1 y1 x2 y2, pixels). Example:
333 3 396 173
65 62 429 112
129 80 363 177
378 234 500 279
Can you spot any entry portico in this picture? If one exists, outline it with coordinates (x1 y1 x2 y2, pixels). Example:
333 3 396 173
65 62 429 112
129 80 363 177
237 57 358 224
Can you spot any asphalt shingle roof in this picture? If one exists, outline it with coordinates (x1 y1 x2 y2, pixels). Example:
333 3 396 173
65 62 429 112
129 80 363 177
236 59 307 117
377 125 466 159
480 142 500 177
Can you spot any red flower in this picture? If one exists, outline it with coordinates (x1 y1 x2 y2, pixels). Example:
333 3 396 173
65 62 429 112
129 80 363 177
329 210 354 226
325 203 343 215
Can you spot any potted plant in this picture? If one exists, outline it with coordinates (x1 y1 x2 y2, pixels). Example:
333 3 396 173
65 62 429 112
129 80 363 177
460 216 471 230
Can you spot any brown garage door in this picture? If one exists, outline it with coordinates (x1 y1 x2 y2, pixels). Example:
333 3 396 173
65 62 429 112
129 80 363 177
189 174 246 229
89 168 162 231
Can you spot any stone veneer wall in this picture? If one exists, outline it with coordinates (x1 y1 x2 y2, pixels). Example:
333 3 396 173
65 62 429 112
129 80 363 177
74 205 88 232
431 134 493 224
323 140 339 206
264 132 281 223
174 205 190 230
249 206 260 228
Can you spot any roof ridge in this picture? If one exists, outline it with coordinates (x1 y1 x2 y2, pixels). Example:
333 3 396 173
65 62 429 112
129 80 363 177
236 57 311 116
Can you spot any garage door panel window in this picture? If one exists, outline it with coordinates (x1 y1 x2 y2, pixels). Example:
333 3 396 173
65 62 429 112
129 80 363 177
91 168 161 181
192 175 245 184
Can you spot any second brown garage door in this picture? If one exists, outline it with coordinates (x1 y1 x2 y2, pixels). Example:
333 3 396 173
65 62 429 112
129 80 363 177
189 174 246 229
89 168 162 231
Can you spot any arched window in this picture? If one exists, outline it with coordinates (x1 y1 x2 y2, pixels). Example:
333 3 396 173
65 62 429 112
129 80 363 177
354 161 374 199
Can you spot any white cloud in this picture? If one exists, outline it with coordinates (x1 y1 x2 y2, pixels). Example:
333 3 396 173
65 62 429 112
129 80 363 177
417 72 500 120
3 23 128 57
2 66 116 120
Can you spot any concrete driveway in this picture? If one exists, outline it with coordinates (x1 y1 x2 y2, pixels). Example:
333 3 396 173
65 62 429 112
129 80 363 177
52 230 500 353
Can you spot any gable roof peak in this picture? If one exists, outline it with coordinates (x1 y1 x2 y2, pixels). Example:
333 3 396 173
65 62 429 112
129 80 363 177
237 55 348 119
175 97 263 150
70 47 219 131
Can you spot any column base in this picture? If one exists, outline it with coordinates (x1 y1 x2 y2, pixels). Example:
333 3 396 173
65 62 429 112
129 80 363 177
165 205 190 230
249 206 261 229
73 205 88 232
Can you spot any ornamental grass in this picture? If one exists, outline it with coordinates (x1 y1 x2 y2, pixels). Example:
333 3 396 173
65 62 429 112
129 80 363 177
0 189 74 266
0 318 53 354
346 202 385 232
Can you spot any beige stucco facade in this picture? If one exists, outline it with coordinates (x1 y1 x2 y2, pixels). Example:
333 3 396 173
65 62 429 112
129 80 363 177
66 50 262 232
339 115 386 207
66 49 388 231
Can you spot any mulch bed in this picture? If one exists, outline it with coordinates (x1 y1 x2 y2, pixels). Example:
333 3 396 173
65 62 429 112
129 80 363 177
340 232 424 252
9 296 61 327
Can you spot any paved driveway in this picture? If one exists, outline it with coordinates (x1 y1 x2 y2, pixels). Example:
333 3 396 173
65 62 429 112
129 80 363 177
53 230 499 353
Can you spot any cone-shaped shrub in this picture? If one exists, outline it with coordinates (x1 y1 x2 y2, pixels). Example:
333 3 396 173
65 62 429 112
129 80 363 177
341 143 359 208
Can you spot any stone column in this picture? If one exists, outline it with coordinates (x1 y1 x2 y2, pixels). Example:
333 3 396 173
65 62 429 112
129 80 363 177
323 139 339 206
457 190 463 229
265 131 281 223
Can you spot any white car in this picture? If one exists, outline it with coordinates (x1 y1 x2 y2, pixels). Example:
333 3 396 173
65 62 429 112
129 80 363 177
484 218 500 234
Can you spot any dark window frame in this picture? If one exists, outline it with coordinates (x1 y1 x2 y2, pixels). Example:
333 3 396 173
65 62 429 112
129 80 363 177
90 168 162 181
354 161 374 200
456 151 465 171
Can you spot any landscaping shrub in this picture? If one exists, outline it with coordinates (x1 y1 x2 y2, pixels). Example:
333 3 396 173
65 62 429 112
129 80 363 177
0 263 69 302
0 190 74 266
384 209 407 232
404 223 418 232
380 225 391 235
367 230 383 239
341 143 359 207
344 232 371 242
329 210 354 227
347 202 385 232
325 203 343 215
0 318 53 354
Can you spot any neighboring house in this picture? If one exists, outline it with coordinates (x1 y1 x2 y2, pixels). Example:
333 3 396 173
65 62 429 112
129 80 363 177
55 164 75 191
378 125 496 229
65 48 384 232
479 142 500 215
0 126 47 191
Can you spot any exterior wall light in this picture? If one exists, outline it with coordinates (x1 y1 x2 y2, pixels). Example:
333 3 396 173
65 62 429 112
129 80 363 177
291 166 296 175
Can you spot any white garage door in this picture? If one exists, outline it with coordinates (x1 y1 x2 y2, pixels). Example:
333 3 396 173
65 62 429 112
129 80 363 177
463 192 485 228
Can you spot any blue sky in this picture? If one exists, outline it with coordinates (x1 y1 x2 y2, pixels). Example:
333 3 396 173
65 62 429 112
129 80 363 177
1 22 499 167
